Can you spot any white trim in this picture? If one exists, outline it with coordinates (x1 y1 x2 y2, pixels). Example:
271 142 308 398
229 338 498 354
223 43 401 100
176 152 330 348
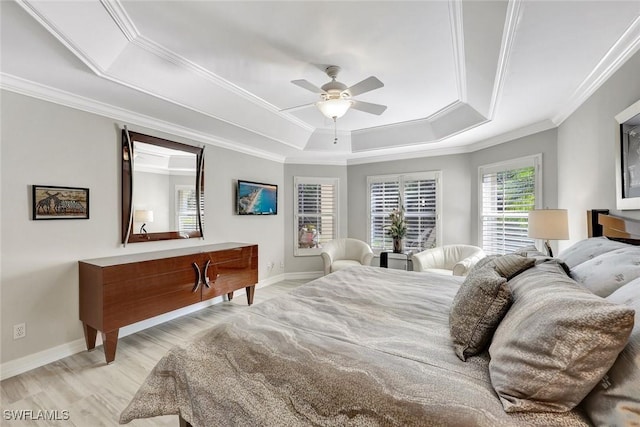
293 177 340 257
99 0 140 41
0 73 286 163
615 99 640 210
477 153 542 251
489 0 522 119
448 0 466 102
553 15 640 125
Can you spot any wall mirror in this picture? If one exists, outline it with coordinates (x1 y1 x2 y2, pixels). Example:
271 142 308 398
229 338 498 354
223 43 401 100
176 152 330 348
122 128 204 244
616 99 640 210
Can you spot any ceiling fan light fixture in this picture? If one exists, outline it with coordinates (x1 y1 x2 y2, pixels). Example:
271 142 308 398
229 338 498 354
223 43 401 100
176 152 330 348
316 99 352 119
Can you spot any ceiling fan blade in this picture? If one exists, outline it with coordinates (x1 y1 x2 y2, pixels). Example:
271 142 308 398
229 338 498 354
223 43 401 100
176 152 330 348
346 76 384 97
351 100 387 115
280 102 316 113
291 79 325 94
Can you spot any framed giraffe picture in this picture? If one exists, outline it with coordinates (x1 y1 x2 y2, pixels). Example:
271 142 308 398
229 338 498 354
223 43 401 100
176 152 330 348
32 185 89 220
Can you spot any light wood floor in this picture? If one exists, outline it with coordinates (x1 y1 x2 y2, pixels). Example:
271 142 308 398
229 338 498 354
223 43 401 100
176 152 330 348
0 279 307 426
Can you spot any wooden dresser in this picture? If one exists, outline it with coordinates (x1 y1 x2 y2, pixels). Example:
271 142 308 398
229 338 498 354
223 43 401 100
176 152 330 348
79 242 258 363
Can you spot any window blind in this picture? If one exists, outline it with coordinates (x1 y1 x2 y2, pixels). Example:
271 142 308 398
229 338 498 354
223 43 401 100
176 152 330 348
294 177 338 255
480 162 537 255
177 186 203 232
368 172 440 252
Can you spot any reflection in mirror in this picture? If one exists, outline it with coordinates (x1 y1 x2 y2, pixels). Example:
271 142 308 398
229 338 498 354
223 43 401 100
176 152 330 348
122 129 204 244
621 111 640 199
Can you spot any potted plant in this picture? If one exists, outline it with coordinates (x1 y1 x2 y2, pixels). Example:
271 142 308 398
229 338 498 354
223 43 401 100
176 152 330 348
386 205 407 253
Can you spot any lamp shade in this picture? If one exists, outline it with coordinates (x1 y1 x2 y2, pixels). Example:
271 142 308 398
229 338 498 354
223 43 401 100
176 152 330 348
316 99 352 119
134 209 154 223
528 209 569 240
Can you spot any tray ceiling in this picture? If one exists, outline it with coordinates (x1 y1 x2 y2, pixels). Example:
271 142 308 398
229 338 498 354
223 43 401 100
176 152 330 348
1 0 639 164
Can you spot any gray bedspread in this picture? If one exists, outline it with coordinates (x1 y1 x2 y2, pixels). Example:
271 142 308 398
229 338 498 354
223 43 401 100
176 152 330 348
120 266 591 426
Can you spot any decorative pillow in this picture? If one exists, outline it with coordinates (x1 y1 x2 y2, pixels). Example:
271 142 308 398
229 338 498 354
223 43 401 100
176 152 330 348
570 246 640 297
512 245 546 258
449 267 511 361
468 254 534 280
581 279 640 426
492 255 536 280
558 236 631 269
489 262 635 413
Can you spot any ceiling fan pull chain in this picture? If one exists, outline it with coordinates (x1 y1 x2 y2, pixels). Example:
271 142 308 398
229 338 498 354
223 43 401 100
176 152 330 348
333 117 338 144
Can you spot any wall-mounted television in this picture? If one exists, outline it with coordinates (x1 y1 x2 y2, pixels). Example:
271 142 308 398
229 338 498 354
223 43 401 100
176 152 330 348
236 180 278 215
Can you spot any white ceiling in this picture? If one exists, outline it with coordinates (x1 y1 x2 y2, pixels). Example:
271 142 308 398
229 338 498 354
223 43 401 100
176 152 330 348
1 0 639 164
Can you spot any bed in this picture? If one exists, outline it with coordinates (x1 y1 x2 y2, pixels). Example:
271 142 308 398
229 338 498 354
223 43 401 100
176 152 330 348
120 211 640 427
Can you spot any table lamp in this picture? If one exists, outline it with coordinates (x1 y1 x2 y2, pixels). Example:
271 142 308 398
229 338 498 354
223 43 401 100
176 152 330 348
527 209 569 257
134 210 154 235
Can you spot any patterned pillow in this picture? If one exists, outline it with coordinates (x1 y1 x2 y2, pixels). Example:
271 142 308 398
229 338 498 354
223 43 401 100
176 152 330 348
581 279 640 426
492 255 536 280
469 254 535 279
558 237 631 269
570 246 640 297
489 262 635 413
449 267 511 361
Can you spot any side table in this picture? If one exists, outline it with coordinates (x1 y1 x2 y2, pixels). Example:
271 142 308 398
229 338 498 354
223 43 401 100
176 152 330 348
380 251 414 271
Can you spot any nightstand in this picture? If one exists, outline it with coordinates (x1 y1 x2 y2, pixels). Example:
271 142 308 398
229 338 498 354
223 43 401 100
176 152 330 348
380 251 413 271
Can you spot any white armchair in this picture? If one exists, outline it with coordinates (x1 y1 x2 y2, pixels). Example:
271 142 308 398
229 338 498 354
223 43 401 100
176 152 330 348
411 245 485 276
321 238 374 275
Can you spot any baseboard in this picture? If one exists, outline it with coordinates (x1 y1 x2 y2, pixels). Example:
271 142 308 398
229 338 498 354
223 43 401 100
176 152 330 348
0 276 287 381
284 271 323 280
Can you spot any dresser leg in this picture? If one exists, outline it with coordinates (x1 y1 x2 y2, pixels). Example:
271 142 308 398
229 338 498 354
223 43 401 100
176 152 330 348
101 330 119 364
246 285 255 305
83 323 98 351
227 291 234 301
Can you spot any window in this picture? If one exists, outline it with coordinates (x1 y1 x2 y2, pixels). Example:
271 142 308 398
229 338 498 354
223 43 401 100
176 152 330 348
367 172 441 252
479 155 541 255
176 185 203 233
294 177 338 256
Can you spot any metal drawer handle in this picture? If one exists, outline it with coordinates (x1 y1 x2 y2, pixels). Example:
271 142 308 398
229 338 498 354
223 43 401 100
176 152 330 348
192 262 201 293
203 260 211 288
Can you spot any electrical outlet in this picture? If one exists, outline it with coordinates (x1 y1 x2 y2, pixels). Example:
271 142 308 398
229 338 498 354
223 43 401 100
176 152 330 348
267 262 274 271
279 261 284 269
13 323 26 340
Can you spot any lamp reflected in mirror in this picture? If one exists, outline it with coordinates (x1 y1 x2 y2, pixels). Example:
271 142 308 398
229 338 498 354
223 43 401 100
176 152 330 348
134 209 154 235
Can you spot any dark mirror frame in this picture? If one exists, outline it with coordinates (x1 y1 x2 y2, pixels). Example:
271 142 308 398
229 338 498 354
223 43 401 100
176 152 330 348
122 128 205 244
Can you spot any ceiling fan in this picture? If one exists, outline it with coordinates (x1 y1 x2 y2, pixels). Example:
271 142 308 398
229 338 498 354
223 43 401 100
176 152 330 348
282 65 387 121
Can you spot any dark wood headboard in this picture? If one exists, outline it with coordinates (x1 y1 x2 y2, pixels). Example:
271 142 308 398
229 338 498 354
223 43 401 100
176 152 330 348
588 209 640 244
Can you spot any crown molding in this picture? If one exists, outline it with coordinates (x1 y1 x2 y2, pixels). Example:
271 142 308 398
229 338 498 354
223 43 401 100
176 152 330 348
100 0 139 41
552 15 640 125
448 0 466 102
131 35 315 134
0 73 286 163
17 0 107 76
489 0 522 119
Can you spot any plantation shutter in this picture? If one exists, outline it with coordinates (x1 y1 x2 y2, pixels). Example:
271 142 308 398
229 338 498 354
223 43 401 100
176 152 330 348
404 176 438 251
369 179 400 251
480 156 540 255
177 186 203 232
294 177 338 255
368 172 440 252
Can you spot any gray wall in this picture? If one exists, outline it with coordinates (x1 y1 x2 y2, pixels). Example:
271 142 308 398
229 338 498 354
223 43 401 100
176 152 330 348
469 128 559 246
1 91 284 364
558 51 640 249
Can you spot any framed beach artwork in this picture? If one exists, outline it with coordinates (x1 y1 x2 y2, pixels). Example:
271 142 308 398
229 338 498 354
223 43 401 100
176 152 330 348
616 99 640 210
32 185 90 220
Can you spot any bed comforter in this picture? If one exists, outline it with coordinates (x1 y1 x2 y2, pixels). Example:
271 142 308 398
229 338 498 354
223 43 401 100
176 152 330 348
120 266 591 426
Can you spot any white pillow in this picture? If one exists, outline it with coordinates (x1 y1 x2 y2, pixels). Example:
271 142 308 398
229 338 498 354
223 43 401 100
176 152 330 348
558 237 630 269
570 247 640 297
